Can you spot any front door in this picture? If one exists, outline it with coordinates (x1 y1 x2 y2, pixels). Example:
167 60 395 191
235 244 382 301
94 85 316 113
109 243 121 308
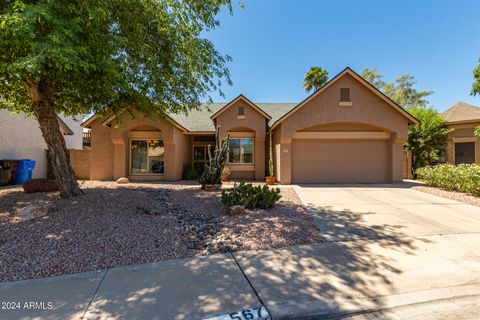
193 145 209 174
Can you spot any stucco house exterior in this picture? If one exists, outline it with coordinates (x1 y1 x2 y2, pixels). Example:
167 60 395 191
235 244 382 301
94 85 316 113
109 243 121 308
0 110 83 179
441 102 480 165
81 67 418 184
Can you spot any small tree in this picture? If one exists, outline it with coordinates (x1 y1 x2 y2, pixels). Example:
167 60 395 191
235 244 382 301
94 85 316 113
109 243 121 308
304 66 329 92
199 126 229 189
473 58 480 95
474 126 480 137
0 0 233 198
405 107 452 177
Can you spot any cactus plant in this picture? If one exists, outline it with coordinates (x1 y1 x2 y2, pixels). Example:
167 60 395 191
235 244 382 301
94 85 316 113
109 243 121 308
199 126 229 190
266 133 276 185
268 133 274 176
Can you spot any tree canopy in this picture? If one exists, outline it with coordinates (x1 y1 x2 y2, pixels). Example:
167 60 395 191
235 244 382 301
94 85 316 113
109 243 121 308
304 66 329 92
0 0 233 117
473 59 480 95
360 67 433 108
0 0 233 197
404 107 451 176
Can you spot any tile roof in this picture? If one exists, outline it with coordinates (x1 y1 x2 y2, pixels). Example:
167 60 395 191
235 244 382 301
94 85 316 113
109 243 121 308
441 102 480 123
167 102 297 132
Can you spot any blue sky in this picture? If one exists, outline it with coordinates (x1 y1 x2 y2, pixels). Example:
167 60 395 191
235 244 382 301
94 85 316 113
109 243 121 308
205 0 480 111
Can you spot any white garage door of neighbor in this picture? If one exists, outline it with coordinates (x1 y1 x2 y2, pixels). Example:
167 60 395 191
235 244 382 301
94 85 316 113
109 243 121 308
292 139 389 183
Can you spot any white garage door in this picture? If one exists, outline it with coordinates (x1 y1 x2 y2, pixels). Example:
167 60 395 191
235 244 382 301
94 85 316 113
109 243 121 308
292 139 389 183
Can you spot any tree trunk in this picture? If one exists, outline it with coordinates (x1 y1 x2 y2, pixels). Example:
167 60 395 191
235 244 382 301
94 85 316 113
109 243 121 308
411 151 417 179
24 77 84 198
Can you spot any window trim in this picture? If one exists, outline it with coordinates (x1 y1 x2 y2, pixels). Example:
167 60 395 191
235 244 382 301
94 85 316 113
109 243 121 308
227 137 255 165
129 139 165 176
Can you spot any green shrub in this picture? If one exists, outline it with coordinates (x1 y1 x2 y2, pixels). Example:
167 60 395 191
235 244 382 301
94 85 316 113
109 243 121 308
416 164 480 196
182 164 200 180
221 182 282 209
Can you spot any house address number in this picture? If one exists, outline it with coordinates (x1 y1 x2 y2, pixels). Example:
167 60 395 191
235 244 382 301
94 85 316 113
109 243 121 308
203 306 270 320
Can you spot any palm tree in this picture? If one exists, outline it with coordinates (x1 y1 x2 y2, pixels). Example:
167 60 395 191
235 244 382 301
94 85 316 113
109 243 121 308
304 66 329 92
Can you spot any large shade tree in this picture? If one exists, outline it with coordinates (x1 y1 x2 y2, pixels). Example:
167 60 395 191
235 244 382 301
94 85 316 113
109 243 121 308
0 0 233 198
304 66 329 92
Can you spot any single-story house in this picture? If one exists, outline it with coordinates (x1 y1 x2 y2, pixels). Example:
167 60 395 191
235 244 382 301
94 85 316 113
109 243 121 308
441 102 480 165
81 67 418 184
0 110 84 179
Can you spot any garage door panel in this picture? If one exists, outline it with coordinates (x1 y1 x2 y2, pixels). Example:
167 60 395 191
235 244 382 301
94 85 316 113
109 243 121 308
292 140 388 183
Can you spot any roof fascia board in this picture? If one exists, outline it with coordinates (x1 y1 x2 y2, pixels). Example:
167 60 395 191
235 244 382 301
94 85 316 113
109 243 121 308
210 94 272 120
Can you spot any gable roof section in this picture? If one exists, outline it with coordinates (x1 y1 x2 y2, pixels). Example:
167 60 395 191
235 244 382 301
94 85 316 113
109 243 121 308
82 102 296 132
269 67 418 131
81 112 189 132
441 102 480 124
57 116 74 135
210 94 272 120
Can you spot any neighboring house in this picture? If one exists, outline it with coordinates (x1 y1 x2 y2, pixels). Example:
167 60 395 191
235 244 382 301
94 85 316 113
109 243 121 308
442 102 480 165
0 110 83 179
81 67 418 184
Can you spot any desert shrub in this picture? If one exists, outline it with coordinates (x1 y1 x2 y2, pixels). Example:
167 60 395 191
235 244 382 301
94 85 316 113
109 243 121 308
416 164 480 196
221 182 282 209
182 164 200 180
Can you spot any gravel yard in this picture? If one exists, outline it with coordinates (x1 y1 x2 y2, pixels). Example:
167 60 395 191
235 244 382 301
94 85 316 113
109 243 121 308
412 185 480 207
0 181 323 282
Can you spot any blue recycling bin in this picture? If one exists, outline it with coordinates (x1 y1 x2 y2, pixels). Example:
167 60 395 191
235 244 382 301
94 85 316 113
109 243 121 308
15 159 36 185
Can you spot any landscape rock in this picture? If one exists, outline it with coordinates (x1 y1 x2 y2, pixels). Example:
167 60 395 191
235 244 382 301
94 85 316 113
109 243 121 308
136 206 166 216
229 205 246 215
116 177 129 184
22 179 59 194
16 203 54 222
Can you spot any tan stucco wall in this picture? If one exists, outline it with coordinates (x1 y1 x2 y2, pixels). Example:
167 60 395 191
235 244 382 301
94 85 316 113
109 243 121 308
272 73 410 184
445 122 480 164
89 114 189 181
215 98 267 181
69 149 90 180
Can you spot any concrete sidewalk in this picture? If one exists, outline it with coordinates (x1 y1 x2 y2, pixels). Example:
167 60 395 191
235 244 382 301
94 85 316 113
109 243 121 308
1 233 480 319
0 254 261 320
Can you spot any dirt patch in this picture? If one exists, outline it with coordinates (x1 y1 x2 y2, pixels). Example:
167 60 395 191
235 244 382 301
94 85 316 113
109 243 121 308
412 185 480 207
0 181 322 282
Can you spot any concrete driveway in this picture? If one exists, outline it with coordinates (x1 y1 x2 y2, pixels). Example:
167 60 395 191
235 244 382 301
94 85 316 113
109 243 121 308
231 183 480 318
295 183 480 241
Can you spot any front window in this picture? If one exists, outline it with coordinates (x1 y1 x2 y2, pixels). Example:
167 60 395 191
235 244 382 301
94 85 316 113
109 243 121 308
228 138 254 164
131 140 164 174
455 142 475 165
